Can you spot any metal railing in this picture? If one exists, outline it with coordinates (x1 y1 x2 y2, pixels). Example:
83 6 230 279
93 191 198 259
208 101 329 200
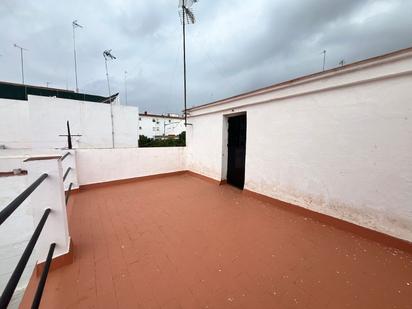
31 243 56 309
1 153 73 307
60 152 70 161
65 183 73 205
0 174 48 225
61 153 74 205
63 167 71 182
0 203 52 307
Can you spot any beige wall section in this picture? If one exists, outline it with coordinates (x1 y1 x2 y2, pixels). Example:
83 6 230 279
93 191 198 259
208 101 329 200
186 51 412 242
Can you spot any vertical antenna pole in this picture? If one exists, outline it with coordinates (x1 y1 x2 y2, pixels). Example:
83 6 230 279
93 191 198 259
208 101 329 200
322 50 327 71
182 6 187 127
73 23 79 92
20 48 25 84
124 70 128 105
105 58 111 97
106 59 114 148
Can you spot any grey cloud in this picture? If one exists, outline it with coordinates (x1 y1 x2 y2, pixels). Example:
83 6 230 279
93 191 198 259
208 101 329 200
0 0 411 113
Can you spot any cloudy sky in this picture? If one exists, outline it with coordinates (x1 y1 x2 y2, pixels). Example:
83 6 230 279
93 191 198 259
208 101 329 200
0 0 411 113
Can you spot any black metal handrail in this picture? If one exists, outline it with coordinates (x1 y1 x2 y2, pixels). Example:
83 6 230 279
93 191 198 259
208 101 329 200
63 167 71 182
31 243 56 309
0 208 51 308
0 174 48 225
65 183 73 205
61 152 70 161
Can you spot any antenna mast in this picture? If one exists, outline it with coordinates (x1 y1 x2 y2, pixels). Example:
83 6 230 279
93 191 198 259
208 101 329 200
72 20 83 92
103 49 117 148
103 49 116 97
322 50 327 71
13 44 28 84
179 0 198 127
124 70 128 105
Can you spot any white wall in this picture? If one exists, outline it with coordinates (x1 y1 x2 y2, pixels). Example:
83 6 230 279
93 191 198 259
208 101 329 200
0 95 138 150
113 105 139 148
0 99 31 149
186 51 412 242
76 147 186 185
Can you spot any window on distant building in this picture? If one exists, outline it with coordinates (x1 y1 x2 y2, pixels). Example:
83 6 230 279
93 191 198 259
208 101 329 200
139 126 142 130
169 120 171 123
139 117 141 121
152 119 156 122
153 127 156 131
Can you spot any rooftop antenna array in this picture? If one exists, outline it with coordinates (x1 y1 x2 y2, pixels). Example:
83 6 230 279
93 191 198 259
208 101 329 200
13 44 28 84
103 49 116 97
72 20 83 92
178 0 198 126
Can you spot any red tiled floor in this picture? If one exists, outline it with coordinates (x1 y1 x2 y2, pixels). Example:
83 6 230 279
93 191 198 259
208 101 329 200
21 173 412 308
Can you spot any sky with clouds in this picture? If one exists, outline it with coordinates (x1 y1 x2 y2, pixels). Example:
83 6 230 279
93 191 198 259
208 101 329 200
0 0 411 113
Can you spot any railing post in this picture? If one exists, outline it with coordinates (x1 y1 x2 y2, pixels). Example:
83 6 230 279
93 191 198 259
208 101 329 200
24 156 71 264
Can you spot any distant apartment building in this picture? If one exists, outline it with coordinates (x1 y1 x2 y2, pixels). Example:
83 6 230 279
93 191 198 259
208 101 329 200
139 112 185 139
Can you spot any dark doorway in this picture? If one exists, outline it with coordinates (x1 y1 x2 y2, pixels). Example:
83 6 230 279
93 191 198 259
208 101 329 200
227 114 247 189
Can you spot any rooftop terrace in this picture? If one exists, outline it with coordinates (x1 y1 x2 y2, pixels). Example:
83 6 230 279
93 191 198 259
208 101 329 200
19 173 412 309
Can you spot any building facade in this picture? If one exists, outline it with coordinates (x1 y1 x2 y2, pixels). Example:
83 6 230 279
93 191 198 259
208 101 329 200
186 47 412 243
138 112 185 139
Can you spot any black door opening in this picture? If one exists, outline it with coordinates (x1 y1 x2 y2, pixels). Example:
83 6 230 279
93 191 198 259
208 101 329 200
227 114 247 189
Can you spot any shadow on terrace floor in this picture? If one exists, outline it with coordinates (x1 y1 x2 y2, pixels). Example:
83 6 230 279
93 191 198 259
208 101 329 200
20 173 412 309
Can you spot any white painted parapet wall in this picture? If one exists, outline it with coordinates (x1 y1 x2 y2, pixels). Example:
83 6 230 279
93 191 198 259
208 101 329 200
0 95 138 150
186 48 412 242
24 157 71 264
75 147 186 186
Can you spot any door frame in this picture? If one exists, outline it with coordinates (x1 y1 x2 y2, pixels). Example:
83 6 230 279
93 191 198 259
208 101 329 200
221 111 247 187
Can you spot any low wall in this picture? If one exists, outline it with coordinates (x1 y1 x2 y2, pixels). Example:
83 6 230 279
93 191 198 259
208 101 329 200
75 147 186 186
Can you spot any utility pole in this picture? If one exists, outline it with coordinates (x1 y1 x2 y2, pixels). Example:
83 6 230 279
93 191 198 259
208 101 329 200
13 44 28 84
72 20 83 92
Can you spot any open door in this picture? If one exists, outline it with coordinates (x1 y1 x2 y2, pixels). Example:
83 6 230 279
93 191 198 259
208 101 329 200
227 114 246 189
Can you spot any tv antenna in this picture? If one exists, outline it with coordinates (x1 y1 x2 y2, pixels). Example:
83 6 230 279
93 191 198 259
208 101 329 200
321 50 327 71
72 20 83 92
103 49 116 97
13 44 28 84
178 0 198 126
103 49 117 148
339 59 345 67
